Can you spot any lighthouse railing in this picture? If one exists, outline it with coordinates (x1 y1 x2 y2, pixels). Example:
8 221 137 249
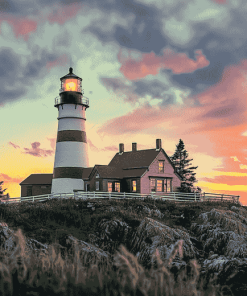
54 96 89 106
1 191 241 205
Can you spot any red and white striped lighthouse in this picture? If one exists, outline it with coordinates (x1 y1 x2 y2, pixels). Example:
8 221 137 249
51 67 89 195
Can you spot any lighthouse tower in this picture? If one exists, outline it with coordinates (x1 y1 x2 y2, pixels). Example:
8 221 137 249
51 67 89 195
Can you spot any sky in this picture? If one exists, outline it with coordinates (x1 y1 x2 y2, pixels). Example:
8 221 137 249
1 0 247 205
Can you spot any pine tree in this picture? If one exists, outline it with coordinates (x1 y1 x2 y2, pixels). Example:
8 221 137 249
170 139 201 193
0 181 8 197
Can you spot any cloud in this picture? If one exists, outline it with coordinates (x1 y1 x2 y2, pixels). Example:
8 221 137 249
0 173 22 184
1 16 37 41
230 156 240 162
118 48 210 80
22 142 54 157
47 2 82 25
8 142 20 149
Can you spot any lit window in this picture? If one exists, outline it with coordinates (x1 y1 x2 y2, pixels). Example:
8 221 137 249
150 178 155 192
164 180 167 192
157 180 162 192
108 182 112 192
132 180 136 192
115 182 120 192
167 180 171 192
96 181 99 191
159 161 164 173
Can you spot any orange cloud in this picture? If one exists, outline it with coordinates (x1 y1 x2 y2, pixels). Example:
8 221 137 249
118 48 210 80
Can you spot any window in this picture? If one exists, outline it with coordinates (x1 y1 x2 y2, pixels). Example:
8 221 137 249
96 181 99 191
167 180 171 192
163 180 167 192
157 179 162 192
132 180 136 192
115 182 120 192
159 161 164 173
108 182 112 192
96 173 99 178
150 178 155 192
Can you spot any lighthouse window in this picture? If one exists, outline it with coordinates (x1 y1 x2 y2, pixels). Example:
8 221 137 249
108 182 112 192
96 181 99 191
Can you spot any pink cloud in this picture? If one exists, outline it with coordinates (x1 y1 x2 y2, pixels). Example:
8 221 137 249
8 142 20 149
22 142 54 157
98 58 247 166
211 0 227 4
1 16 37 41
47 138 57 150
47 3 82 25
118 48 210 80
0 173 22 184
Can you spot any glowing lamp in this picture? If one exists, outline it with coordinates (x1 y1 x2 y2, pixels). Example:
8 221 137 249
55 67 88 108
64 79 77 91
60 67 82 93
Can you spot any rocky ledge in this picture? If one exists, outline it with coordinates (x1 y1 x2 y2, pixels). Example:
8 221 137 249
0 199 246 295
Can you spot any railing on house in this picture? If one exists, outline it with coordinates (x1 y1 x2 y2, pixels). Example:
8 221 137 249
1 191 241 205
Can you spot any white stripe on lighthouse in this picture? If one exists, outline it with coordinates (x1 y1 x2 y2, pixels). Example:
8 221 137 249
51 103 89 194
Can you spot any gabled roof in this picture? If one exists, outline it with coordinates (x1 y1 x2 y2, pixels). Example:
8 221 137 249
89 165 123 179
82 167 94 180
19 174 53 185
109 149 160 168
108 148 183 180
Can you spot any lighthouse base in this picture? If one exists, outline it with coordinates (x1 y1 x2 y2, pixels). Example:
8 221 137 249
51 178 84 195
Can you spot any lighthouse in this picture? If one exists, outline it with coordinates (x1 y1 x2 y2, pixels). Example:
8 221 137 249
51 67 89 195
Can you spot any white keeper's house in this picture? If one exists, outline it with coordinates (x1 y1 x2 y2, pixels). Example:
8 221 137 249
19 68 182 197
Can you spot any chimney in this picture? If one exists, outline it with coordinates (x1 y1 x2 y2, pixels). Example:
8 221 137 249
132 142 137 151
156 139 162 150
119 143 124 154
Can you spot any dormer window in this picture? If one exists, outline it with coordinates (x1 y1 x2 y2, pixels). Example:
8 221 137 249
158 161 164 173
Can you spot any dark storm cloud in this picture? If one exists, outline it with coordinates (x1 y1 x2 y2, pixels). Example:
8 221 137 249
100 76 176 107
132 79 170 99
0 46 69 106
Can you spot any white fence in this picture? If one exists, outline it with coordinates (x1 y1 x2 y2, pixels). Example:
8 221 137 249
1 191 241 205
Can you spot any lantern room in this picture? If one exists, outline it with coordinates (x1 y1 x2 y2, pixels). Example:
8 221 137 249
55 67 89 109
60 67 82 93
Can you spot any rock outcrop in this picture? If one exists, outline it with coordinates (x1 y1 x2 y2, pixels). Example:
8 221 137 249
0 201 247 295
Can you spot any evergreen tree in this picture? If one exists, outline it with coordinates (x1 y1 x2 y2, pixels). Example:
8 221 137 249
0 181 8 197
170 139 201 193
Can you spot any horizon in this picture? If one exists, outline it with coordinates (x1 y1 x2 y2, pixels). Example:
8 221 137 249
1 0 247 205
